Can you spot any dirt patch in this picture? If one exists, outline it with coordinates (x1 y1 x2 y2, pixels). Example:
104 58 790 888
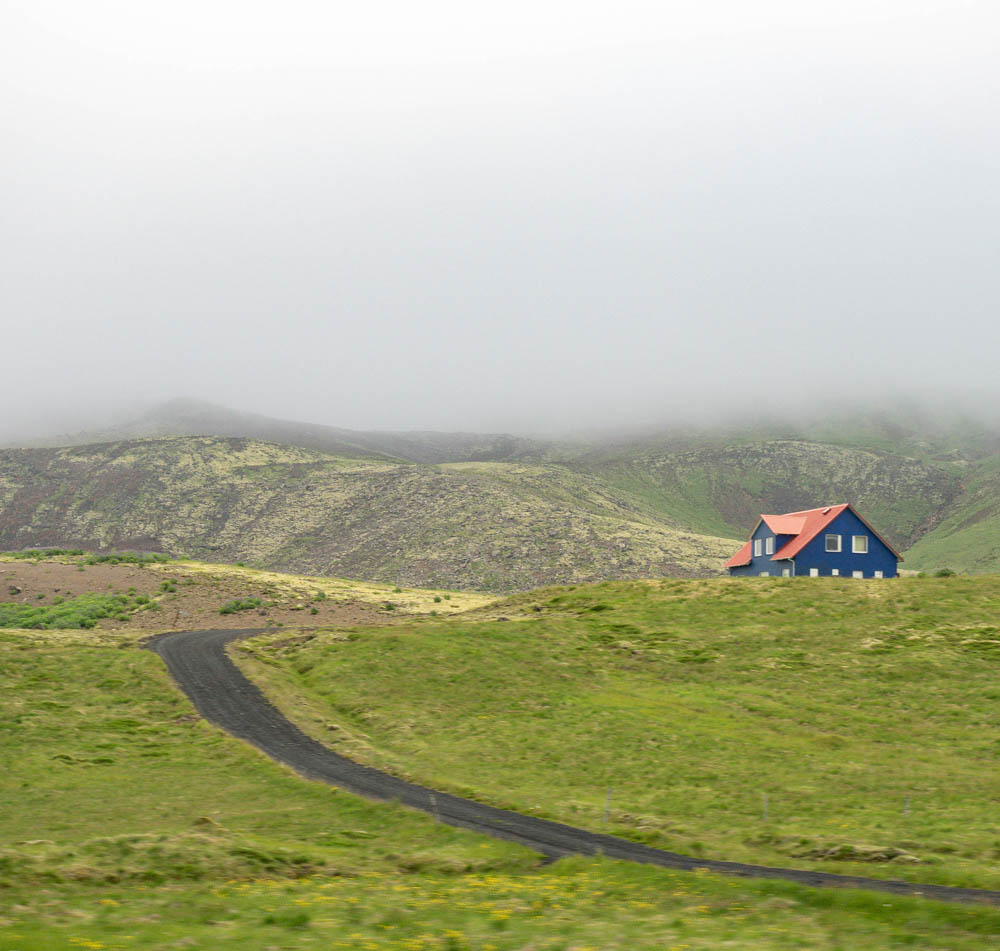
0 561 390 632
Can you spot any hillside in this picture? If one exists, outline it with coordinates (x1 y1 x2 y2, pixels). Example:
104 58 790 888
0 437 736 590
2 400 1000 583
903 453 1000 572
566 437 964 549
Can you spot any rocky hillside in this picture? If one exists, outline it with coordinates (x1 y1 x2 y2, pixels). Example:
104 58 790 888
0 438 735 591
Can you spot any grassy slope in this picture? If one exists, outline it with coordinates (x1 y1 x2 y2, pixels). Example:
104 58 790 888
7 625 999 947
241 576 1000 894
904 454 1000 573
568 439 962 549
0 438 737 591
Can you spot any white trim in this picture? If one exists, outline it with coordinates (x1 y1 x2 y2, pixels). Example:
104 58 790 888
825 534 841 552
753 538 762 557
852 535 868 554
809 568 819 577
831 568 840 576
781 567 790 577
759 571 769 576
852 570 863 579
765 536 775 555
874 570 884 579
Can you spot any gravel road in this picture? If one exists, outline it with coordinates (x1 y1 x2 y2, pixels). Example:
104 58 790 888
147 628 1000 906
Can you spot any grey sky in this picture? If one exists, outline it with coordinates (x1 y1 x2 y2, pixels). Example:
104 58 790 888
3 1 999 435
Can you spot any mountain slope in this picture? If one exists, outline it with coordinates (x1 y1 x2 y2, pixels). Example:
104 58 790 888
0 437 736 590
902 453 1000 572
565 439 963 551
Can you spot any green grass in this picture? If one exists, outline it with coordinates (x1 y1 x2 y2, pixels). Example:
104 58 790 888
242 576 1000 893
2 586 1000 947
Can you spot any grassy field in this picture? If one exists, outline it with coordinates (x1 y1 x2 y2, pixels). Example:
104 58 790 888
7 627 1000 948
239 576 1000 894
3 568 1000 948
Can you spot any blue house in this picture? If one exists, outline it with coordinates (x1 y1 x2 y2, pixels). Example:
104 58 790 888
724 504 901 578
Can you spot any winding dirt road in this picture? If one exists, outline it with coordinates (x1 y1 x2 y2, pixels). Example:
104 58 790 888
147 628 1000 906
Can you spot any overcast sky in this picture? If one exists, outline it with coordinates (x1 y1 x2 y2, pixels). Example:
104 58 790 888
3 1 999 436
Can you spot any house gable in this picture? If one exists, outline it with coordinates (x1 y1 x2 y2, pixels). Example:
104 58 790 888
791 507 900 578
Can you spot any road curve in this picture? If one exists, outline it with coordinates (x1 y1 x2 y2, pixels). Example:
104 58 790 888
147 628 1000 906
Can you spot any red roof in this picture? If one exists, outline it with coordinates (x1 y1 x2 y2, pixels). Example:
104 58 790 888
723 540 752 568
761 514 806 535
723 503 902 567
770 504 850 560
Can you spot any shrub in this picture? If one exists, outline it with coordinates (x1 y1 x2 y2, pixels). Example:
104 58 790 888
2 548 84 560
935 568 956 577
85 552 171 566
219 598 263 615
0 593 143 630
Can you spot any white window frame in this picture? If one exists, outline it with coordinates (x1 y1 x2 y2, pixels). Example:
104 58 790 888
825 534 841 552
831 568 840 576
852 570 863 579
852 535 868 554
765 536 775 555
809 568 819 577
759 570 769 576
781 567 790 577
874 570 884 578
753 538 762 557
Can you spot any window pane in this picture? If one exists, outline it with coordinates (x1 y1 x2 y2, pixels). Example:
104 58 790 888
766 537 774 554
853 535 868 553
825 534 841 552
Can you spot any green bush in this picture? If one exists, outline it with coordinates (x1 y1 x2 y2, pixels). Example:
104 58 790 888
85 552 171 566
935 567 956 577
219 598 263 615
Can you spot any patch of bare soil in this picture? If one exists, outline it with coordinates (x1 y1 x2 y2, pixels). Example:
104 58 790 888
0 561 390 631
